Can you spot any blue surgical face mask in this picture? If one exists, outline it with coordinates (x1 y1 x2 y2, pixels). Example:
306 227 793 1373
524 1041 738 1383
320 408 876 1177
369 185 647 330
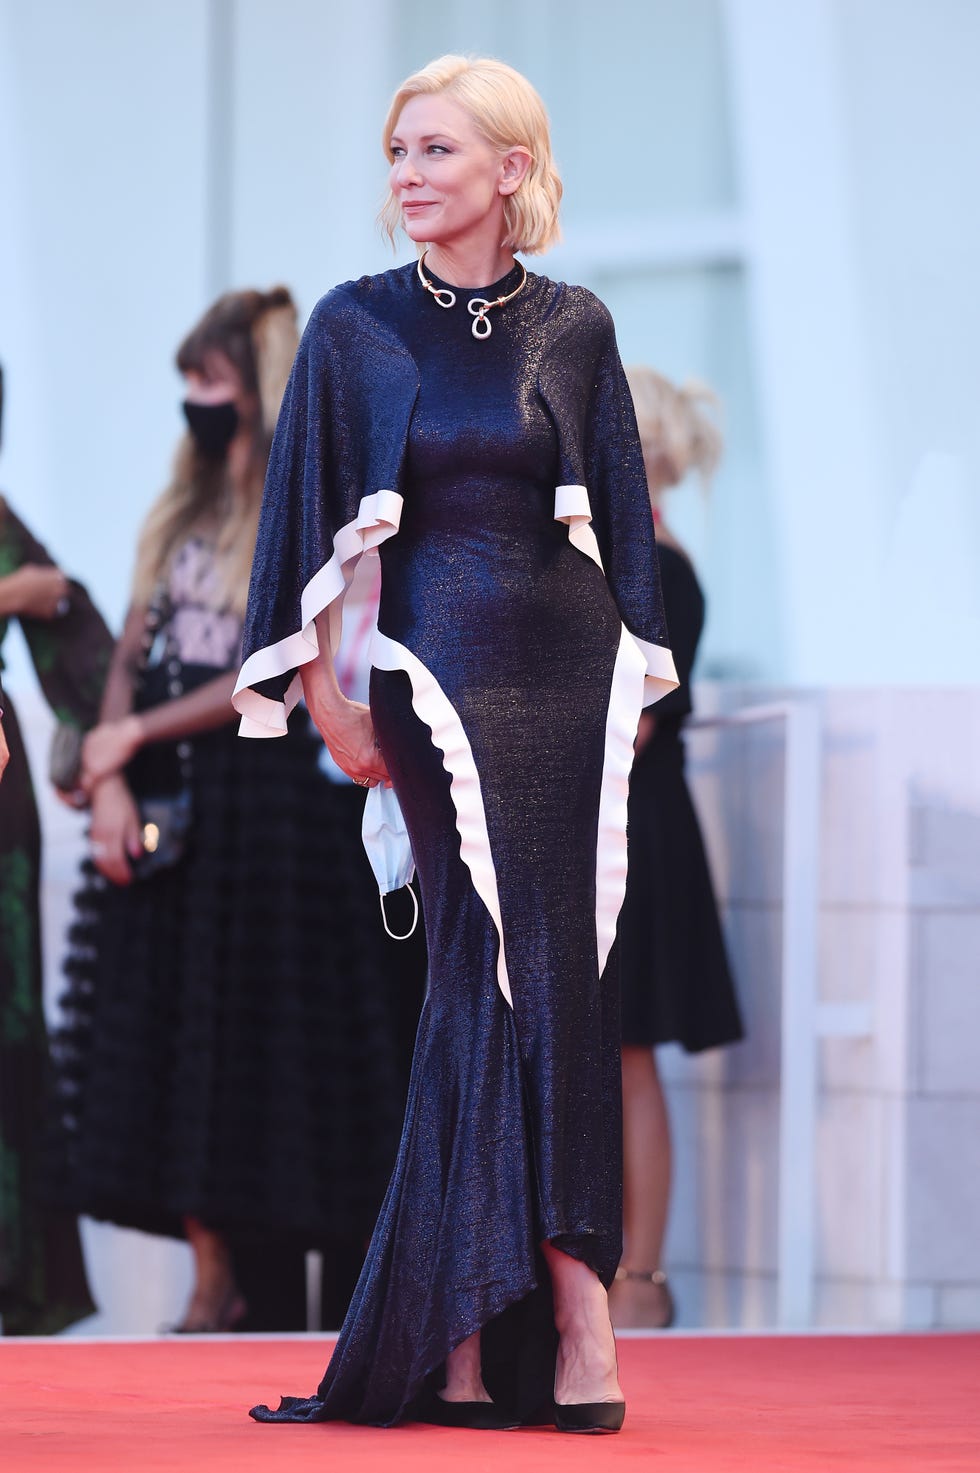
361 784 418 939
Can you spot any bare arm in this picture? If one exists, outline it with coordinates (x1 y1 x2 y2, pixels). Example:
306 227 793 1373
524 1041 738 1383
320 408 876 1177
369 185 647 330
133 671 238 743
81 603 232 880
97 602 145 723
69 605 145 871
300 610 390 787
82 602 236 791
74 603 145 794
81 663 238 794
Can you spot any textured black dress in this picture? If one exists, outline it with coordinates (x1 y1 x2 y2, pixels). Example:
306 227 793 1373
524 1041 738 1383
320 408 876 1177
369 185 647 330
618 544 743 1051
234 261 677 1425
47 539 422 1282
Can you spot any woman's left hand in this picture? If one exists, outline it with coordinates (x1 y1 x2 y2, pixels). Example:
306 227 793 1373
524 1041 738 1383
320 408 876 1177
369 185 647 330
0 719 9 783
310 697 391 788
80 715 143 794
634 711 657 757
0 563 70 620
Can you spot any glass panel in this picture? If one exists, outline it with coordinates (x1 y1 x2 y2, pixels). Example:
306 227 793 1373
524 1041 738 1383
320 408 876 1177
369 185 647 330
588 263 779 679
389 0 736 217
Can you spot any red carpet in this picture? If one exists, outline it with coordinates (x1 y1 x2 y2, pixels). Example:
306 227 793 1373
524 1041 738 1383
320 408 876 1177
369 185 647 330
3 1333 979 1471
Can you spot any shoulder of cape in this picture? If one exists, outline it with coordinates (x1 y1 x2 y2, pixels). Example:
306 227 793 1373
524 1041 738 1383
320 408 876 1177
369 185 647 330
537 275 614 327
302 263 417 341
532 276 617 371
532 280 618 426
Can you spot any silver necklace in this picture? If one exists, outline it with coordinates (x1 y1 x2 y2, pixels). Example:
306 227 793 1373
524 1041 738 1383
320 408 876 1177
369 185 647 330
416 252 528 340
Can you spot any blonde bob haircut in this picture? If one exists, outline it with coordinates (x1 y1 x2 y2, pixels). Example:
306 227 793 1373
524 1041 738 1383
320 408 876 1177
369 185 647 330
379 54 562 256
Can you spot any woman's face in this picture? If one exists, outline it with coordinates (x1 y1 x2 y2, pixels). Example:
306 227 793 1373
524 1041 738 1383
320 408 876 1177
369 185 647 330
181 349 255 464
182 350 243 410
389 94 527 254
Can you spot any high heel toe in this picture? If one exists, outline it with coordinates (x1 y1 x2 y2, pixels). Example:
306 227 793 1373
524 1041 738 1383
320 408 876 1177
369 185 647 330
553 1399 626 1434
415 1389 520 1430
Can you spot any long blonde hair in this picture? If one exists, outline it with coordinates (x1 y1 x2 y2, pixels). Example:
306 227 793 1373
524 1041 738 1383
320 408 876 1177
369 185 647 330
131 286 299 615
624 366 723 489
379 54 562 255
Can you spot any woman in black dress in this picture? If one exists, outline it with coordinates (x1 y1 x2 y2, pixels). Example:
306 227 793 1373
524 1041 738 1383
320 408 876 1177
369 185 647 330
235 55 677 1432
48 290 416 1333
611 367 743 1331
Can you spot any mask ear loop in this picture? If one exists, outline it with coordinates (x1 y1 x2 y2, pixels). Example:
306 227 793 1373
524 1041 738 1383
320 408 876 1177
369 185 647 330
380 884 419 941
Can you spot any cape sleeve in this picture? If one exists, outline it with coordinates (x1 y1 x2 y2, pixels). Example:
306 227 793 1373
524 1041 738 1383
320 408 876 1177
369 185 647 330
232 289 407 737
551 295 679 707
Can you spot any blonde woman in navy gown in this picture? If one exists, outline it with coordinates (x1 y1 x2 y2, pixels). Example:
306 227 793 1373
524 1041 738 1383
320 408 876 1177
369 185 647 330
235 55 677 1433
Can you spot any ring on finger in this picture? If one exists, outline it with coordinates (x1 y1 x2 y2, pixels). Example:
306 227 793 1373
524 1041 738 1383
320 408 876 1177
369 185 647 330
353 776 371 788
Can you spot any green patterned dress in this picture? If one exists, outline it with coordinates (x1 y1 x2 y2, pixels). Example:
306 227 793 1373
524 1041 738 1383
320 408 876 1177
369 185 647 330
0 497 110 1333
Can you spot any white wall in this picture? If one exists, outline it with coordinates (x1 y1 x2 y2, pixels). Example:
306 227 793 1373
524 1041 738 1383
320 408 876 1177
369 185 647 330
0 0 212 629
663 684 980 1330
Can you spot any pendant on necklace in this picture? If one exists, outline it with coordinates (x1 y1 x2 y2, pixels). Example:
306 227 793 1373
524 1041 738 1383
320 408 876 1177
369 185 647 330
467 299 495 339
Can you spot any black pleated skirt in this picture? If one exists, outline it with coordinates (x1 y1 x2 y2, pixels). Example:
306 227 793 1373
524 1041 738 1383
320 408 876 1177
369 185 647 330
46 666 425 1245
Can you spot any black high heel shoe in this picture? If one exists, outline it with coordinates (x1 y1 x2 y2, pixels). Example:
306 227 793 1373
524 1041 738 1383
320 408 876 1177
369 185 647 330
553 1399 626 1434
415 1388 520 1430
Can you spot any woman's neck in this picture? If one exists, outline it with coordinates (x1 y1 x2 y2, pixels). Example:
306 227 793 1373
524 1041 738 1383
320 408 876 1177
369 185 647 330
424 241 516 289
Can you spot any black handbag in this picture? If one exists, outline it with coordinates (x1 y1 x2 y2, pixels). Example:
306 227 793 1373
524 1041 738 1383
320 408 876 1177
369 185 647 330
129 587 194 881
131 787 194 880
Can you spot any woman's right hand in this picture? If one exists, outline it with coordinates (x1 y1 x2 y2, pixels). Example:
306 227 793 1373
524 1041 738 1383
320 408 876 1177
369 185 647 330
88 774 144 886
312 698 391 788
1 563 70 620
80 715 144 795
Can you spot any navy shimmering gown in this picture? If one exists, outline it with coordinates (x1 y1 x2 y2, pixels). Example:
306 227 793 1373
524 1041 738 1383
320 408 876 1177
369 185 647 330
233 260 677 1426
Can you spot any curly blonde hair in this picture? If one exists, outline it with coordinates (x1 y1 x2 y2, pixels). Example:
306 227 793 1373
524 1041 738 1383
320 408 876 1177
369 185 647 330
624 366 723 489
379 54 562 256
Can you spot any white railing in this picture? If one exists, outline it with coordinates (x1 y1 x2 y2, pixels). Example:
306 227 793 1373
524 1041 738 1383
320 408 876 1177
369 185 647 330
685 699 872 1326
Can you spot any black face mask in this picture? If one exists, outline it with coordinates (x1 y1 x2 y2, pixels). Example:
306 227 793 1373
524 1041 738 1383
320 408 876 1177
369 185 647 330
182 399 239 458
